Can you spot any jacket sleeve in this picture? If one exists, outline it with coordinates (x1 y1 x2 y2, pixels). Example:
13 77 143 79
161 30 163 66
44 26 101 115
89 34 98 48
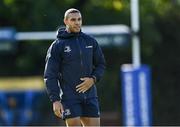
44 40 62 102
91 39 106 82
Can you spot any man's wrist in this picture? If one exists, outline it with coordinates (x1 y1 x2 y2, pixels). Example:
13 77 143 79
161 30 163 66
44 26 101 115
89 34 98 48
90 75 96 83
53 100 61 103
51 97 61 103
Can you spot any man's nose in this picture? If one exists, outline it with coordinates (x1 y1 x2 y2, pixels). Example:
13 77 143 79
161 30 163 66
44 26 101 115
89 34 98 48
75 20 80 25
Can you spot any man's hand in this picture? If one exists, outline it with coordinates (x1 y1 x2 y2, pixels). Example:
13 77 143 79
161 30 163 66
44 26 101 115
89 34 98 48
76 77 95 93
53 101 64 118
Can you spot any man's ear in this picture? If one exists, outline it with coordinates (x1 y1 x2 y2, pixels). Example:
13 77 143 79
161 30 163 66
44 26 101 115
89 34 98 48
64 18 67 25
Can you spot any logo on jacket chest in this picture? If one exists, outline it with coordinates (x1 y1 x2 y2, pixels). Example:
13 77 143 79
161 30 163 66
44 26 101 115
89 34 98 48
64 46 71 53
85 45 93 48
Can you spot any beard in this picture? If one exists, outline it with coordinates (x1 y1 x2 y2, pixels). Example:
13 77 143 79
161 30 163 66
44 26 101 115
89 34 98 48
66 25 80 33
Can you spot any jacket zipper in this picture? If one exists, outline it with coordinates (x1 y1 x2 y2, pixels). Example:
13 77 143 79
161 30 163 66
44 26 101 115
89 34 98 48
76 37 86 99
76 37 83 75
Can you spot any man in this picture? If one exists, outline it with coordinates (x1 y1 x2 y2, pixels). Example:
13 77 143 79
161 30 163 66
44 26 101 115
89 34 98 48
44 8 106 126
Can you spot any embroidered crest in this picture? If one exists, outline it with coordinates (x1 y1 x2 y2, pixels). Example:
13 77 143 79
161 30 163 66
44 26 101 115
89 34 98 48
64 109 71 116
64 46 71 53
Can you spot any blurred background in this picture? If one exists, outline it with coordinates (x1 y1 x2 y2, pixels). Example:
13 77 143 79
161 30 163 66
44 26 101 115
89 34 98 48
0 0 180 126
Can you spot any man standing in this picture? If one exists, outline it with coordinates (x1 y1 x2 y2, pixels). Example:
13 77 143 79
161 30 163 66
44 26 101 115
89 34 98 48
44 8 106 126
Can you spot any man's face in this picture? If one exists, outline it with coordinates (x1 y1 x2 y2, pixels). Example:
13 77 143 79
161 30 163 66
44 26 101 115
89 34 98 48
64 12 82 33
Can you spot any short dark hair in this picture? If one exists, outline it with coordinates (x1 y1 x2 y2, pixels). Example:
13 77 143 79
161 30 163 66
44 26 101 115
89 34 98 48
64 8 81 19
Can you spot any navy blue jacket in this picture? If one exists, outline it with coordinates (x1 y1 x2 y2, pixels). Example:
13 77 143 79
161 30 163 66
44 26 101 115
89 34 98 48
44 28 106 102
